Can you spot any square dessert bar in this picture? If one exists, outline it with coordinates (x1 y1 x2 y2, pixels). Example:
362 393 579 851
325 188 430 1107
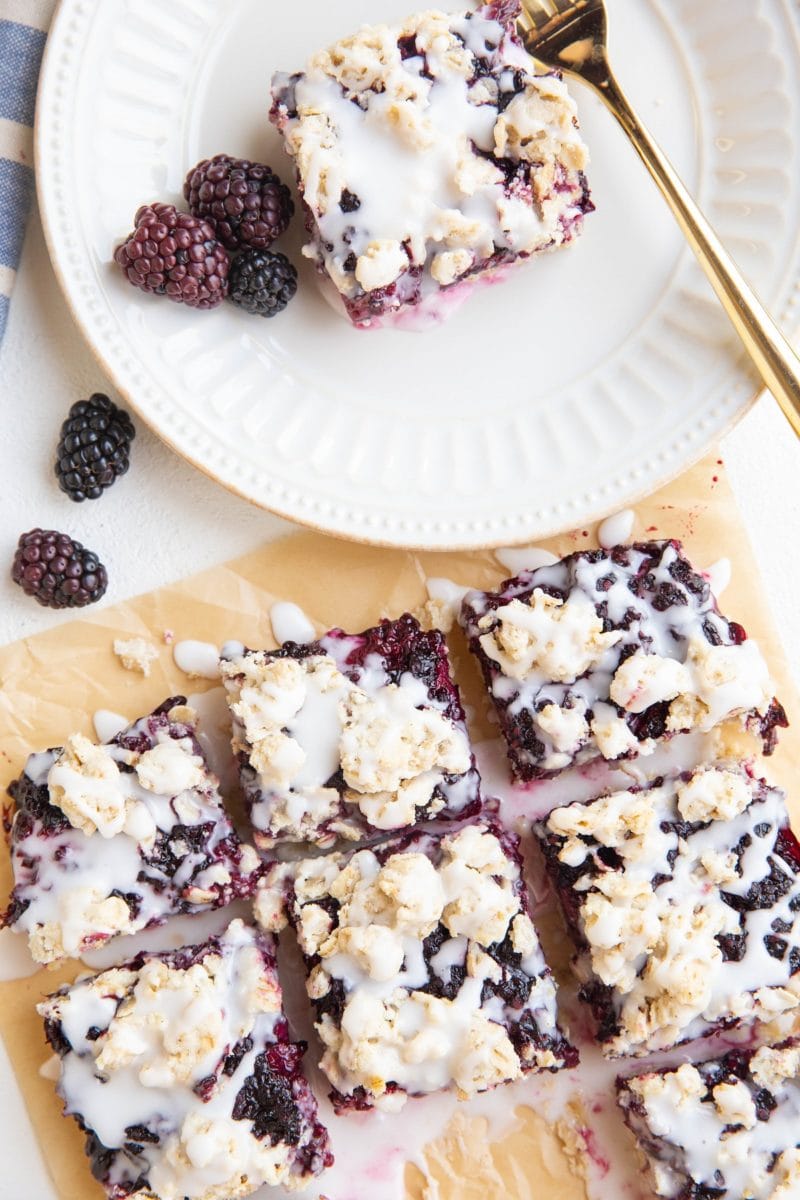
535 764 800 1058
220 613 481 849
38 920 332 1200
460 540 786 780
618 1044 800 1199
4 698 261 964
269 2 593 329
257 821 577 1112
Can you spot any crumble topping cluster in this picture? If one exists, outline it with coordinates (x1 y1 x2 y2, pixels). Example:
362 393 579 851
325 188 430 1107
221 629 476 848
5 702 260 964
477 590 622 684
478 591 772 748
270 5 591 324
39 922 331 1200
538 766 800 1056
49 728 207 840
113 635 159 676
259 823 573 1111
461 541 784 778
619 1046 800 1199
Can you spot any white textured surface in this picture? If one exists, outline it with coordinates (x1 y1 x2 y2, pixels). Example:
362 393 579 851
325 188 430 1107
1 208 800 698
33 0 800 546
0 209 290 651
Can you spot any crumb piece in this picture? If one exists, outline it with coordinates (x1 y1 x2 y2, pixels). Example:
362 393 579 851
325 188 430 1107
113 636 159 676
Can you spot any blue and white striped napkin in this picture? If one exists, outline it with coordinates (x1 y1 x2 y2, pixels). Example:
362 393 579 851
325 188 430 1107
0 0 55 345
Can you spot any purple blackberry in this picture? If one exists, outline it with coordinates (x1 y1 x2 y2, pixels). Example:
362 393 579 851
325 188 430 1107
55 393 135 502
184 154 294 251
12 529 108 609
229 249 297 318
113 203 230 310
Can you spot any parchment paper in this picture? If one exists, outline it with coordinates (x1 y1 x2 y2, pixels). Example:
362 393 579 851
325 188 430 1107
0 453 797 1200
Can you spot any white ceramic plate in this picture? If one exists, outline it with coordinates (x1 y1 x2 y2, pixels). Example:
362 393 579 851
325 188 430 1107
36 0 800 548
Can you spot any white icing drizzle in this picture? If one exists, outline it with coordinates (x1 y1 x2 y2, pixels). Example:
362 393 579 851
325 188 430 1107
38 1055 61 1081
597 509 635 550
38 921 326 1199
621 1050 800 1199
462 541 776 778
0 926 39 982
220 634 478 848
541 767 800 1056
263 824 568 1111
495 547 560 575
7 708 254 964
172 640 221 680
425 578 472 607
269 602 316 646
92 710 130 743
424 577 473 629
270 7 590 326
184 688 237 799
705 557 732 599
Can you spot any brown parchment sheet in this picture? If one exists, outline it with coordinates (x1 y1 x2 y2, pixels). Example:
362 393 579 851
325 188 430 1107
0 452 798 1200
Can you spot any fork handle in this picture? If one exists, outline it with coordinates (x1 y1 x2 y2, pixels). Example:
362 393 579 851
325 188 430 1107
597 69 800 436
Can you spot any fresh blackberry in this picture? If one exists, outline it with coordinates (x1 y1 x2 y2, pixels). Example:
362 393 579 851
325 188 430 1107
114 203 230 309
55 393 135 502
184 154 294 251
12 529 108 609
229 249 297 318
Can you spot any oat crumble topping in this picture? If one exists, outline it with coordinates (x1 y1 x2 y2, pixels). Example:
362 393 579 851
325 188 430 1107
538 765 800 1057
269 4 592 328
258 822 575 1111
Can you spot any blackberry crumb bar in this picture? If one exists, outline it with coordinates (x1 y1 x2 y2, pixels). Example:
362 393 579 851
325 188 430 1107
460 540 785 780
269 2 593 329
220 614 481 849
257 821 577 1112
618 1044 800 1199
535 764 800 1057
38 920 332 1200
4 698 261 964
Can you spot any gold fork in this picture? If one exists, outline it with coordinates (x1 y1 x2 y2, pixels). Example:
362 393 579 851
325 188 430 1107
517 0 800 436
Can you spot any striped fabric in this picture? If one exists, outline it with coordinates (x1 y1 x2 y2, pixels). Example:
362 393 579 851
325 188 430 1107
0 0 55 345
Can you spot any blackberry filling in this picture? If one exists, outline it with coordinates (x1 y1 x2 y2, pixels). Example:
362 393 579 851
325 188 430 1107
269 3 593 329
257 820 577 1114
618 1044 800 1200
536 765 800 1057
4 699 262 964
38 922 332 1200
461 540 784 783
220 614 481 850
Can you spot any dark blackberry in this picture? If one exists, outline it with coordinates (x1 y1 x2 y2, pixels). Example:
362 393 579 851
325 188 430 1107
754 1087 778 1121
232 1052 302 1144
123 1124 159 1147
55 393 135 502
184 154 294 251
12 529 108 609
114 203 230 310
339 189 361 213
717 932 746 962
229 249 297 318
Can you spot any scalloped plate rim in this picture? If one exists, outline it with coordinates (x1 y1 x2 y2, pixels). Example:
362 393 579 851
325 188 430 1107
33 0 800 549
